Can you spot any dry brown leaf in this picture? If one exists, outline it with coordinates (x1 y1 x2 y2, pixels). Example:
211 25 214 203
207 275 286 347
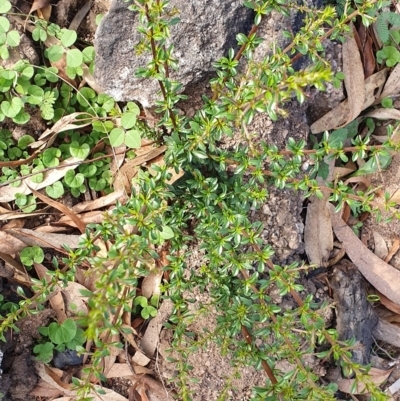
37 5 51 21
72 191 127 213
373 231 388 260
0 230 28 254
380 62 400 99
341 26 365 126
141 269 162 299
34 362 130 401
56 210 106 228
385 238 400 263
2 219 25 229
337 367 393 394
376 290 400 315
0 157 84 203
34 113 93 148
28 186 86 233
0 252 31 286
364 108 400 120
333 166 356 179
140 299 173 359
374 318 400 348
34 263 67 322
310 69 387 134
110 144 126 177
4 228 81 250
304 192 333 267
131 350 151 366
330 204 400 304
61 282 89 316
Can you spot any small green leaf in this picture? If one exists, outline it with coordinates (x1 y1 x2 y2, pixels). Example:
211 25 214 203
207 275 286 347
0 17 10 33
27 85 44 105
125 129 141 148
69 141 90 159
18 135 35 149
20 245 44 266
1 97 23 118
48 319 77 345
381 97 393 108
42 148 61 167
121 112 137 129
82 46 95 63
66 49 83 68
60 29 77 47
0 1 11 13
79 164 97 177
109 128 124 147
32 27 47 42
46 45 64 63
13 111 30 125
46 181 64 199
6 30 20 47
160 225 174 240
33 342 54 363
64 170 85 188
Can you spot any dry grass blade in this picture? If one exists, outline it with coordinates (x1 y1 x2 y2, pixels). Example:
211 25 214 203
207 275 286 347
0 251 31 286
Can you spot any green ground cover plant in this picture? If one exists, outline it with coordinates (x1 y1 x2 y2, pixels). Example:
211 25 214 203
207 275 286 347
1 0 400 400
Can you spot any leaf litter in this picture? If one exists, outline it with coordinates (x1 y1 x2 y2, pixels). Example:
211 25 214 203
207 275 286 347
4 2 400 400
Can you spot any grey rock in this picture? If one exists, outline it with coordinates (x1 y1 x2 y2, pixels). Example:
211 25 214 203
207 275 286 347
94 0 253 106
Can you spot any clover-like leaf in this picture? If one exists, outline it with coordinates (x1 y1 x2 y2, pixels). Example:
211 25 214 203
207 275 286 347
121 111 137 129
46 181 64 199
0 1 12 13
42 148 61 167
20 245 44 266
64 170 85 188
60 29 77 47
66 49 83 68
70 141 90 159
109 128 124 147
18 135 35 149
6 30 20 47
48 319 77 345
125 129 141 148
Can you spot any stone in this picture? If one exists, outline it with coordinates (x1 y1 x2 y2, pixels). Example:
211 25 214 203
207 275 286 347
94 0 253 106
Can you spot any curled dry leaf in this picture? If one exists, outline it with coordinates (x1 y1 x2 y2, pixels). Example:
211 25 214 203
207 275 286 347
385 237 400 263
140 299 174 359
373 231 388 260
141 269 163 299
337 367 393 394
329 204 400 304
